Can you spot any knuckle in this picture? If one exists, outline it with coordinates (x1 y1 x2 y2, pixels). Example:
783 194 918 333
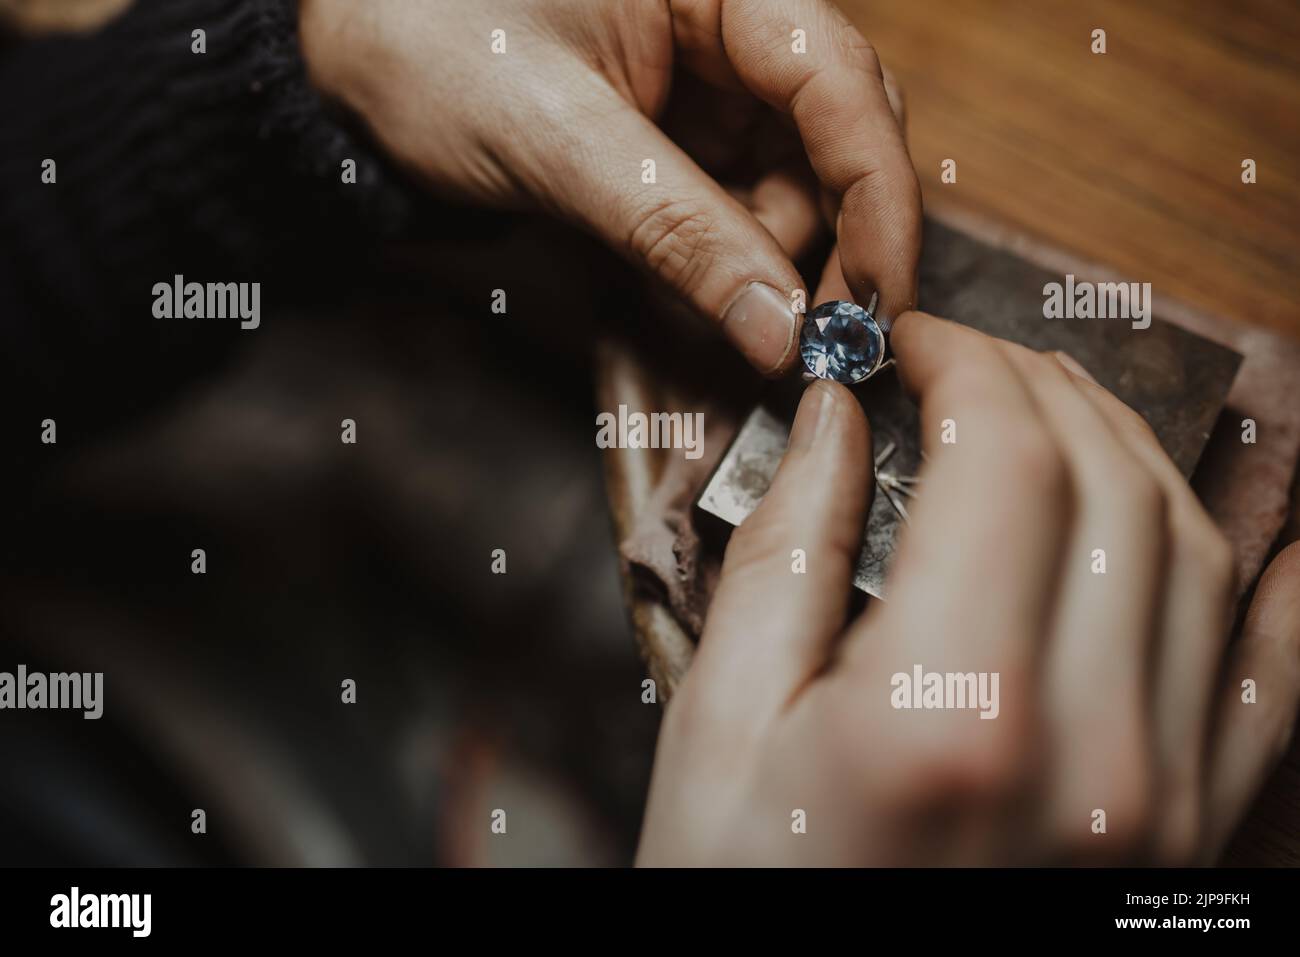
1016 348 1069 391
1112 401 1159 444
841 165 923 232
1194 523 1237 587
997 427 1069 498
626 197 717 293
1115 465 1167 527
1027 347 1068 381
1173 512 1237 610
885 710 1040 810
835 18 881 74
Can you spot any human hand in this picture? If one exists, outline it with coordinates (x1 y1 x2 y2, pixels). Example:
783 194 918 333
636 311 1300 865
298 0 921 375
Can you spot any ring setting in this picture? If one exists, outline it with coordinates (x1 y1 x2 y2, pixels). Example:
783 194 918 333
799 295 889 384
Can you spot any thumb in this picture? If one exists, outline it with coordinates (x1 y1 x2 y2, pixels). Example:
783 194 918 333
690 380 873 725
539 93 805 376
1202 540 1300 858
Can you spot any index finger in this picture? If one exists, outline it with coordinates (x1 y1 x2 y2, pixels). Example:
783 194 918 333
843 312 1072 676
671 0 923 324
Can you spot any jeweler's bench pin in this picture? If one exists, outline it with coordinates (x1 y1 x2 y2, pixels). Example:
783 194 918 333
799 293 891 384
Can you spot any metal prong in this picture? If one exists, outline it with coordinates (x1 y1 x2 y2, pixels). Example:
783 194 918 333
882 487 910 523
878 468 920 494
878 473 917 498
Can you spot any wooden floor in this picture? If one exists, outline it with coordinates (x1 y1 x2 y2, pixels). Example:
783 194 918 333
844 0 1300 339
841 0 1300 866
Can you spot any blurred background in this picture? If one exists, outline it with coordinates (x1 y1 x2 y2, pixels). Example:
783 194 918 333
0 221 665 866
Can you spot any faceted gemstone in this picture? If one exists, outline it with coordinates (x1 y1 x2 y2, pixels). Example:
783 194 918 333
800 300 883 384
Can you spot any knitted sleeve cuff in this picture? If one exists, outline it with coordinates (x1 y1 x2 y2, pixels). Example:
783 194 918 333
0 0 416 321
244 0 413 241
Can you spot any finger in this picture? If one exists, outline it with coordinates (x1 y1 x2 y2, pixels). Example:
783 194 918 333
747 162 825 262
810 61 906 234
690 380 873 724
995 342 1171 856
880 63 906 130
812 245 852 303
660 82 821 260
840 313 1070 701
1049 350 1237 861
673 0 923 325
818 314 1066 852
1202 541 1300 859
527 82 804 375
658 75 768 175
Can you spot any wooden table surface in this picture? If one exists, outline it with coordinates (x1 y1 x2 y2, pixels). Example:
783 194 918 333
840 0 1300 865
846 0 1299 339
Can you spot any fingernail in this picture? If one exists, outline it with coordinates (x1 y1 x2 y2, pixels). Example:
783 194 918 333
723 282 798 375
1054 350 1098 384
788 381 834 454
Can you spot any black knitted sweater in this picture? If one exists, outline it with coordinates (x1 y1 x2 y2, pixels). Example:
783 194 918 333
0 0 414 406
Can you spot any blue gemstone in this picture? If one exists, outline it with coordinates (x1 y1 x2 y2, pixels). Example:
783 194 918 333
800 300 883 383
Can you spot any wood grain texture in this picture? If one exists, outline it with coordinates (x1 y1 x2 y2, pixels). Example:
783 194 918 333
842 0 1300 337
